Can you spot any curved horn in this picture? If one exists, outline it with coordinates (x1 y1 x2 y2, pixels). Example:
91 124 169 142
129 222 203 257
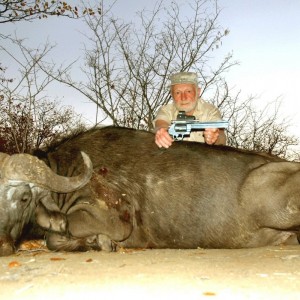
1 151 93 193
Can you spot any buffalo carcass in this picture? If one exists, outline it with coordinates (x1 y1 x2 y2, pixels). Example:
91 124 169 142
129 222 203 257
1 126 300 255
0 152 93 256
25 126 300 253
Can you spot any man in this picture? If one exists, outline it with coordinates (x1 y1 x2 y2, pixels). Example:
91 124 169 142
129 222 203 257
153 71 226 148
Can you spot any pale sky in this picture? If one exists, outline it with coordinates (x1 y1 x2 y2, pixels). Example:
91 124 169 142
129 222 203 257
218 0 300 125
1 0 300 137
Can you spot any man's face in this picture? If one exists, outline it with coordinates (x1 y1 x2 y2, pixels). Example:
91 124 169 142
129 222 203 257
171 83 199 114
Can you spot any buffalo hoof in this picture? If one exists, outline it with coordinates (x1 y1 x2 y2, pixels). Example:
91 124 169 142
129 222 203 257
84 234 115 252
0 236 15 256
36 211 67 233
48 212 67 233
96 234 116 252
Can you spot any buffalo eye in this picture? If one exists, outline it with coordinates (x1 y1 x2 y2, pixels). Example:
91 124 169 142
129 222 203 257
21 194 31 202
19 189 32 203
9 184 32 206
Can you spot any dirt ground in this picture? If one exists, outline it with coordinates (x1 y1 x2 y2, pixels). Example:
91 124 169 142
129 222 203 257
1 242 300 300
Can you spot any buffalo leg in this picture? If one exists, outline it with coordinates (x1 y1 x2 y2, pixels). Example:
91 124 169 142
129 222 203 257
66 205 132 242
45 232 116 252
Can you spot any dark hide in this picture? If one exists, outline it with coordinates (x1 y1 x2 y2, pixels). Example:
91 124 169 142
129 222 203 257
32 126 300 251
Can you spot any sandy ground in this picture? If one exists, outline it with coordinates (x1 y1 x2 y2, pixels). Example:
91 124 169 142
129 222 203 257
1 243 300 300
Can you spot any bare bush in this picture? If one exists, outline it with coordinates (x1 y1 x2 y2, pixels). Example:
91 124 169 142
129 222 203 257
0 36 85 154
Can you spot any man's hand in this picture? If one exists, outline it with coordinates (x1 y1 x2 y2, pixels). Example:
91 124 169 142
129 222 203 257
203 128 220 145
155 127 174 148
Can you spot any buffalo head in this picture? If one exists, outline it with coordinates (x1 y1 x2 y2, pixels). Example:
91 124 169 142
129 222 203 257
0 151 93 256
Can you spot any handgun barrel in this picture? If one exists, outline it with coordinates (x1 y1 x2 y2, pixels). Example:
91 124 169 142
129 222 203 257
168 120 229 140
